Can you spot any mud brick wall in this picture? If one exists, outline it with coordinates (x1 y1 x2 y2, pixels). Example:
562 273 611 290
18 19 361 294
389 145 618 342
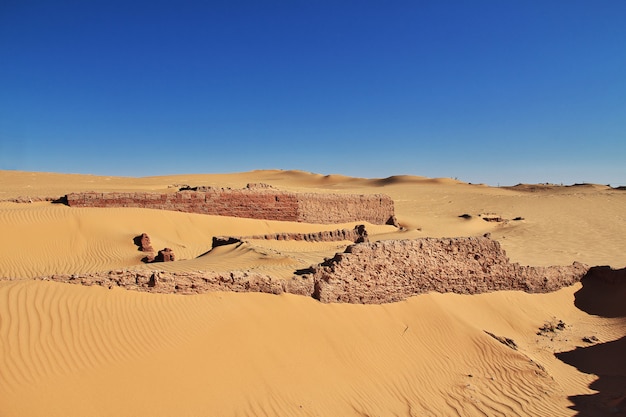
36 270 314 297
65 189 395 225
295 193 395 225
31 236 590 304
212 225 369 247
66 190 300 221
306 236 590 303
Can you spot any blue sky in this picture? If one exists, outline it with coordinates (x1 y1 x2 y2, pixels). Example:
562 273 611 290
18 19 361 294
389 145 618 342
1 1 625 185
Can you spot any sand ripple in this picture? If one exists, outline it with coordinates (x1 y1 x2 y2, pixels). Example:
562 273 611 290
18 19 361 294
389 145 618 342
3 280 620 416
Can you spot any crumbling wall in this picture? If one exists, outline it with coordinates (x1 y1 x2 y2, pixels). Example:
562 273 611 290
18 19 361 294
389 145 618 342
32 236 590 304
36 270 314 297
65 187 395 225
307 236 589 303
213 225 369 245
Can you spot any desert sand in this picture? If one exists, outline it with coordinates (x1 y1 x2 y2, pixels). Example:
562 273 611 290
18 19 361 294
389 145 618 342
0 169 624 416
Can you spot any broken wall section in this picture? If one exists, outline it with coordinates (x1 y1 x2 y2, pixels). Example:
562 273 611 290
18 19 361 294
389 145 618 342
307 236 589 303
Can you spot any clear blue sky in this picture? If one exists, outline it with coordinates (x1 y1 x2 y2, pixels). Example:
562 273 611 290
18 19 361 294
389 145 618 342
1 1 625 185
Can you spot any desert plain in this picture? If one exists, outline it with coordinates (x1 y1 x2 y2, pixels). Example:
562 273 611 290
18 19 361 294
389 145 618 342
0 169 624 417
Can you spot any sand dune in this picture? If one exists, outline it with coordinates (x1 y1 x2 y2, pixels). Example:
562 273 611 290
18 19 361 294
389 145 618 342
2 279 623 417
0 169 625 416
168 238 357 278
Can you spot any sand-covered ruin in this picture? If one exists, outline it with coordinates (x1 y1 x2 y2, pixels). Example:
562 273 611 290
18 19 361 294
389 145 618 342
34 236 589 304
1 169 624 417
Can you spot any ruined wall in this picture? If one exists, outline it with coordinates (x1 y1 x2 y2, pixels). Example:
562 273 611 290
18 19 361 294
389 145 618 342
65 188 395 225
307 236 589 303
32 236 590 304
295 193 396 225
35 269 314 297
66 189 300 222
213 225 369 245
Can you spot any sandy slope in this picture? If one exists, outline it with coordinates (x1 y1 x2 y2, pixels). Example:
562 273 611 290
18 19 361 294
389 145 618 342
0 200 390 279
1 280 624 417
0 170 625 416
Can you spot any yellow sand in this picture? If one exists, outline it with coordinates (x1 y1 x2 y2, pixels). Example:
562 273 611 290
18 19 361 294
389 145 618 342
1 170 625 416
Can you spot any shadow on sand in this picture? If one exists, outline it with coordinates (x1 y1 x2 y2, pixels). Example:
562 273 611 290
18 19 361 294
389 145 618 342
555 266 626 416
51 195 68 205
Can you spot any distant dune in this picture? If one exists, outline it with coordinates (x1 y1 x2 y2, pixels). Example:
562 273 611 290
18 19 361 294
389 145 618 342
0 169 624 417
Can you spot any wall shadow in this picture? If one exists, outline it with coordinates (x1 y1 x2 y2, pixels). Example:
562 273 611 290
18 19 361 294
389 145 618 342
51 195 68 205
132 235 144 250
557 336 626 416
574 266 626 318
555 266 626 416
